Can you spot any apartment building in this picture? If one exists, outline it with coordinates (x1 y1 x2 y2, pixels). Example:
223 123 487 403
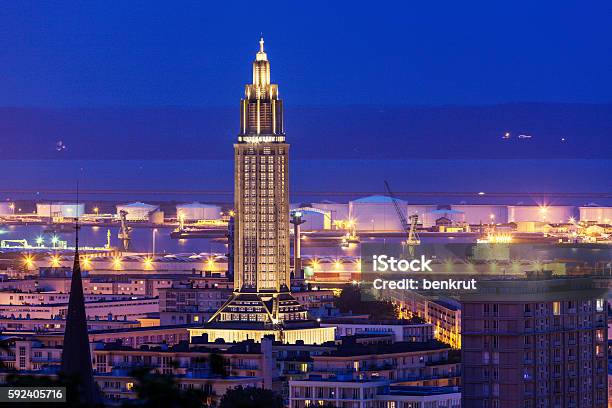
462 277 607 407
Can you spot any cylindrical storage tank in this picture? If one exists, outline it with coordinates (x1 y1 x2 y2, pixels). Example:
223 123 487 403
176 202 222 221
349 195 406 232
292 209 329 231
0 202 14 215
36 202 85 218
149 210 165 225
579 207 612 224
311 201 350 223
451 205 508 225
508 205 575 224
116 202 159 221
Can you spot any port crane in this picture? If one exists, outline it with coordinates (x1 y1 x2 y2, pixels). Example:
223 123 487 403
384 181 420 251
117 210 132 250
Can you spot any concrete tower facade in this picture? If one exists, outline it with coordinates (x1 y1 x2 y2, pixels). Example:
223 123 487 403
234 37 289 292
208 38 309 326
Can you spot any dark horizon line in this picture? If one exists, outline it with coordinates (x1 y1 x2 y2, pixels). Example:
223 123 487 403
1 188 610 199
1 101 611 110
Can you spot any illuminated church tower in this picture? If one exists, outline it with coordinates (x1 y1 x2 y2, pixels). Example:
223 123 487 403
208 37 309 326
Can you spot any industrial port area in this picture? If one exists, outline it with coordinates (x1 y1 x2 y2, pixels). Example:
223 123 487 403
3 197 612 238
1 179 610 406
0 4 610 407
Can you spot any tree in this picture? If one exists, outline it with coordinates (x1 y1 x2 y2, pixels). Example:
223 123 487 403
334 284 399 320
121 366 211 408
217 386 283 408
209 353 227 377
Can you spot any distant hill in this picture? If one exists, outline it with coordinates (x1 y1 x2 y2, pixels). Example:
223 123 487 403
0 103 610 159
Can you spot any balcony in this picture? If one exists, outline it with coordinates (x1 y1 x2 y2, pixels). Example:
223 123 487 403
360 363 397 371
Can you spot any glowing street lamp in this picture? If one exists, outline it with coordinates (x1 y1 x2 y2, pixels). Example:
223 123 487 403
143 256 153 270
50 254 61 268
82 256 92 270
152 228 158 256
206 257 216 271
51 235 59 248
112 256 122 270
35 236 44 247
23 254 34 269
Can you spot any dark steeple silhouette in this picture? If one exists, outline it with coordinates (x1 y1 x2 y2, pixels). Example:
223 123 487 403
60 190 100 404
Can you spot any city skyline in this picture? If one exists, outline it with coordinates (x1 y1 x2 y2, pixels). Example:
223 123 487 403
0 4 609 407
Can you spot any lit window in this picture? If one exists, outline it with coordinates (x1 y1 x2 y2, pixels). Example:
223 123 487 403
552 302 561 316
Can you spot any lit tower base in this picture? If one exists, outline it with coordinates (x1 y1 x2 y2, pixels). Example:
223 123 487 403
189 38 335 345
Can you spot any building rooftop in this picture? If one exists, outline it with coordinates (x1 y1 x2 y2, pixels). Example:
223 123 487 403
177 202 220 208
100 339 264 355
387 385 460 396
321 317 428 326
460 276 606 302
431 299 460 311
321 340 448 357
351 195 405 204
297 375 389 384
117 202 158 209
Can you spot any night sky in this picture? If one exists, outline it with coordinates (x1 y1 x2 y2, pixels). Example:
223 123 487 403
1 1 611 108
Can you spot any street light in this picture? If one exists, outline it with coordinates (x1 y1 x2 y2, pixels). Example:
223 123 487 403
50 254 61 268
82 256 92 270
152 228 158 256
143 256 153 270
23 254 34 268
112 256 122 270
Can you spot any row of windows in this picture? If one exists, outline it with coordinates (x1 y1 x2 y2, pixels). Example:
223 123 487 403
240 148 286 156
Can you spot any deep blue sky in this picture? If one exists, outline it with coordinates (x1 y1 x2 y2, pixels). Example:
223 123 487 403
0 1 610 107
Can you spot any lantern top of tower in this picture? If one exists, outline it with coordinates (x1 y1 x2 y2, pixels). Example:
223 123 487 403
256 36 267 62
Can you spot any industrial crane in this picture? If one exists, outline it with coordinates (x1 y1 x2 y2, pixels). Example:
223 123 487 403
117 210 132 251
384 181 421 249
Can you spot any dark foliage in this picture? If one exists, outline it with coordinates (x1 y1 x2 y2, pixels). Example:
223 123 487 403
334 284 399 320
120 366 211 408
217 386 283 408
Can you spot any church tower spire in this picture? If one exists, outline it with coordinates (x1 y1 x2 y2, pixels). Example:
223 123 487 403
60 190 100 404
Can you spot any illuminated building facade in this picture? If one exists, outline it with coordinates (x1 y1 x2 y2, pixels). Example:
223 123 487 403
461 278 608 407
199 39 334 344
